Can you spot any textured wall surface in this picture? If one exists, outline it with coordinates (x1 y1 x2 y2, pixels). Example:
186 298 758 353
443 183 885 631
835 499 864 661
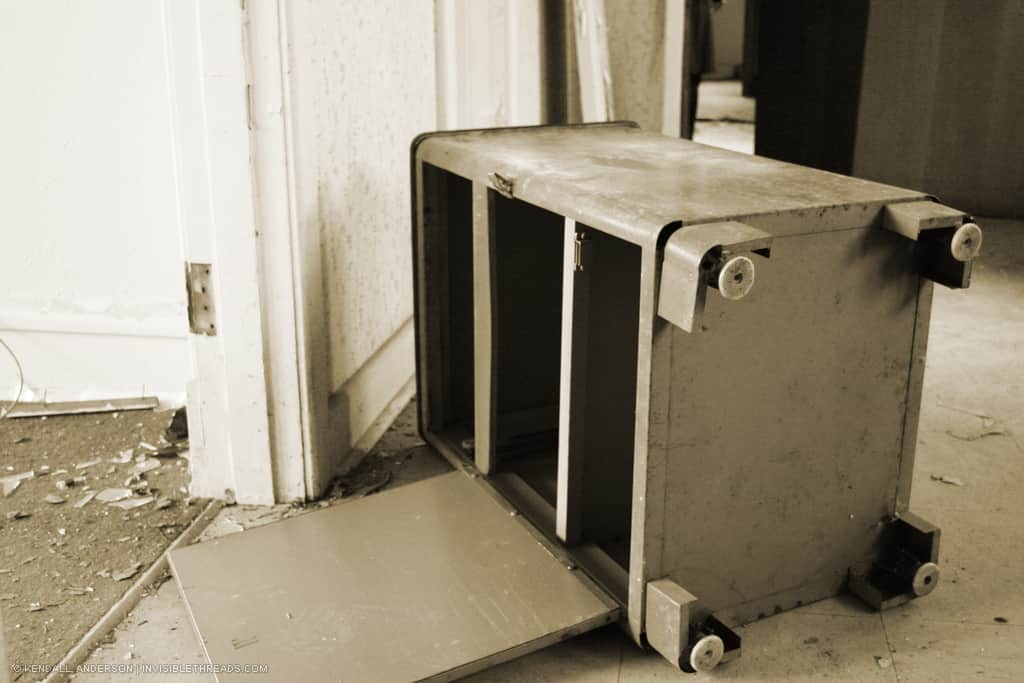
854 0 1024 218
285 0 437 394
0 0 187 402
605 0 666 132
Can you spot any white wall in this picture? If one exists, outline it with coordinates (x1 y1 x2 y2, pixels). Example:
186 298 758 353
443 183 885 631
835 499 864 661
0 0 188 404
282 0 436 476
435 0 543 129
605 0 671 131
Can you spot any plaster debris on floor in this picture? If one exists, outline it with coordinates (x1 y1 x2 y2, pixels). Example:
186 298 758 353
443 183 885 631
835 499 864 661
0 405 206 675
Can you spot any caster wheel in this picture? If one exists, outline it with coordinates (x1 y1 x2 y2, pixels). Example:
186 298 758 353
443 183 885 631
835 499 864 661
717 256 755 300
912 562 940 597
689 634 725 673
950 222 982 262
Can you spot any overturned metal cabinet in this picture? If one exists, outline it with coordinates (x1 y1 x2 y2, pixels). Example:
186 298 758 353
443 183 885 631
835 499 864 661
170 123 980 681
411 123 979 674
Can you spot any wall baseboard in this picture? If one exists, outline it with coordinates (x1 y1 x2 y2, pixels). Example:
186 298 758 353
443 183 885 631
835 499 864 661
0 329 188 405
322 317 416 495
349 374 416 466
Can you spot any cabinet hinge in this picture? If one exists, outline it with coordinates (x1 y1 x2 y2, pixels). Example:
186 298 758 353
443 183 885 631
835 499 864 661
574 231 590 272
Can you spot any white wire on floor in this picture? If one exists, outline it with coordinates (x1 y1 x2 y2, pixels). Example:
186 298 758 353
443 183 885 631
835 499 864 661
0 336 25 419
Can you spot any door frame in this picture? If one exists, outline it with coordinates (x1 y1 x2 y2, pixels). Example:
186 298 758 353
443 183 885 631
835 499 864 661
161 0 322 504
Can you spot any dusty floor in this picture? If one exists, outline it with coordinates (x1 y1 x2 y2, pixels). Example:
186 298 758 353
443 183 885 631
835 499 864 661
0 408 204 679
66 82 1024 681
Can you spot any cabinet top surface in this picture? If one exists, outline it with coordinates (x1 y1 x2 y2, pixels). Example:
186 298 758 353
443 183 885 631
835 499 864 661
416 123 926 246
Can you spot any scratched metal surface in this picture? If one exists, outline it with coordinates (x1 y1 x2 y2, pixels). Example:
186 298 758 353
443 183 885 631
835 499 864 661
416 124 926 248
651 226 922 625
170 471 615 682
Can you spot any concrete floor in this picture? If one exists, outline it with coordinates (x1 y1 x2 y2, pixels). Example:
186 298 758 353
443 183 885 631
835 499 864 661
73 84 1024 681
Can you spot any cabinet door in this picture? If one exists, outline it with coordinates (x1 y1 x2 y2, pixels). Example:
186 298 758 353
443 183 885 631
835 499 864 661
172 472 618 682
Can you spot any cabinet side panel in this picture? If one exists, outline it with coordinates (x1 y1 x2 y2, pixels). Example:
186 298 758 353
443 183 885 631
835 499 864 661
658 227 921 624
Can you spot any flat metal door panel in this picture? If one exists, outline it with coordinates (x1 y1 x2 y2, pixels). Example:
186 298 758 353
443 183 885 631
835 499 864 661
171 472 617 682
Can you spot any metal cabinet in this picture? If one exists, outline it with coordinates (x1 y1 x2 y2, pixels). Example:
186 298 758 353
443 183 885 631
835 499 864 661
410 123 980 673
172 123 980 680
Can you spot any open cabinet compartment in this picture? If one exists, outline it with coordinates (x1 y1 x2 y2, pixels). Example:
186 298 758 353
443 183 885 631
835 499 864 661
415 161 641 604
